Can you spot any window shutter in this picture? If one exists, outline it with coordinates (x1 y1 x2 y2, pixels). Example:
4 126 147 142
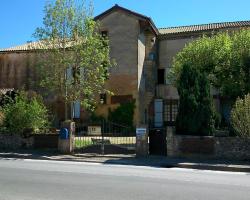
72 100 81 119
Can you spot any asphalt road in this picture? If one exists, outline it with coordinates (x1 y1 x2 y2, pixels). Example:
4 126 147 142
0 158 250 200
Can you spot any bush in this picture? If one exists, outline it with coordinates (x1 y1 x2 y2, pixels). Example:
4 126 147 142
108 101 135 127
231 94 250 137
0 111 4 126
175 64 215 135
0 91 49 135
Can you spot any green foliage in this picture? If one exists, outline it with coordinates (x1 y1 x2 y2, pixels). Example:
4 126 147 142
231 94 250 137
33 0 115 114
175 64 215 135
170 29 250 100
0 91 49 135
108 102 136 127
89 113 106 124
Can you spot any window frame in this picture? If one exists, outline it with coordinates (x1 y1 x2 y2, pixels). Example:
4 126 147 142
164 99 179 126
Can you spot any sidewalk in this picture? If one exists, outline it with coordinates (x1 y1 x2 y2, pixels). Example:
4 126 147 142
0 150 250 173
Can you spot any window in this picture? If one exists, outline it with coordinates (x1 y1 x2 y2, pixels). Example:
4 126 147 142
149 52 156 61
111 95 133 104
157 69 165 84
164 99 179 125
101 30 108 38
100 93 107 104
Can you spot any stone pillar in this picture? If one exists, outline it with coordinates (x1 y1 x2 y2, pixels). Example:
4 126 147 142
136 125 148 157
167 126 175 157
58 121 75 154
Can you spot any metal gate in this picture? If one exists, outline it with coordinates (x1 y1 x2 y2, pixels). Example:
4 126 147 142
74 121 136 154
149 128 167 156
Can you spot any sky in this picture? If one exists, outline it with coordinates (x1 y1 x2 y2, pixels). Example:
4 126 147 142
1 0 250 49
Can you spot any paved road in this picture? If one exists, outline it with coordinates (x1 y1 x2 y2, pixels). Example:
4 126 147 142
0 158 250 200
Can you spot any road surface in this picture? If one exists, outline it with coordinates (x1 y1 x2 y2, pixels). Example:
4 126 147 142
0 158 250 200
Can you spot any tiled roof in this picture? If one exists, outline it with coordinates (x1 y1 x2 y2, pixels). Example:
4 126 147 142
0 40 75 52
0 41 42 52
159 20 250 35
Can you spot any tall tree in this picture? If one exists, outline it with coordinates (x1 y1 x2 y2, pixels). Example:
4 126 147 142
175 64 215 135
33 0 114 119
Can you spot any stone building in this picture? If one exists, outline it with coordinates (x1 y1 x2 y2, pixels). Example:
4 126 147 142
0 4 250 127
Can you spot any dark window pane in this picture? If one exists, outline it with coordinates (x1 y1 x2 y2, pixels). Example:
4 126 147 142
101 30 108 38
158 69 165 84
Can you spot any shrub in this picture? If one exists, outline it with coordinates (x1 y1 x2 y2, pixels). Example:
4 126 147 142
175 64 215 135
0 111 3 126
231 94 250 137
1 91 49 135
108 101 135 127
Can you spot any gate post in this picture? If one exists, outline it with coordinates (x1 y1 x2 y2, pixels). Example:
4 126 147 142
58 120 75 154
136 125 148 157
166 126 175 157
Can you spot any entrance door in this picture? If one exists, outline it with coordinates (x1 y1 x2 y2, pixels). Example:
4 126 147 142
149 128 167 156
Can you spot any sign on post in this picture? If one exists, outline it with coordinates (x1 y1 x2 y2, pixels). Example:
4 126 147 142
136 128 147 137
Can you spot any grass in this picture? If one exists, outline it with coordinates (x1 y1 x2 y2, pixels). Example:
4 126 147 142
74 136 136 149
74 139 93 149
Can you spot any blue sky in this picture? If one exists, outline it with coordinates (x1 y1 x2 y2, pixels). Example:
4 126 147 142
1 0 250 49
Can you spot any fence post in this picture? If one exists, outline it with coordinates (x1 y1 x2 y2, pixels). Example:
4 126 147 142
101 119 105 155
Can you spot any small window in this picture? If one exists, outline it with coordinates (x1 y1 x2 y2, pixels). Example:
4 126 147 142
100 93 107 104
149 52 156 61
157 69 165 84
101 30 108 38
111 95 133 104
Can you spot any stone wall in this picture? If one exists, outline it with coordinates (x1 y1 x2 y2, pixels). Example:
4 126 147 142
0 134 34 150
215 137 250 160
0 134 59 150
167 127 250 160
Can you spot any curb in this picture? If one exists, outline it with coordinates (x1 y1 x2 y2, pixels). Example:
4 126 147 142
164 163 250 173
1 153 250 173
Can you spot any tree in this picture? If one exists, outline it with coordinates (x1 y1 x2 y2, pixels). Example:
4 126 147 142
231 94 250 137
175 64 215 135
170 29 250 100
33 0 114 119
